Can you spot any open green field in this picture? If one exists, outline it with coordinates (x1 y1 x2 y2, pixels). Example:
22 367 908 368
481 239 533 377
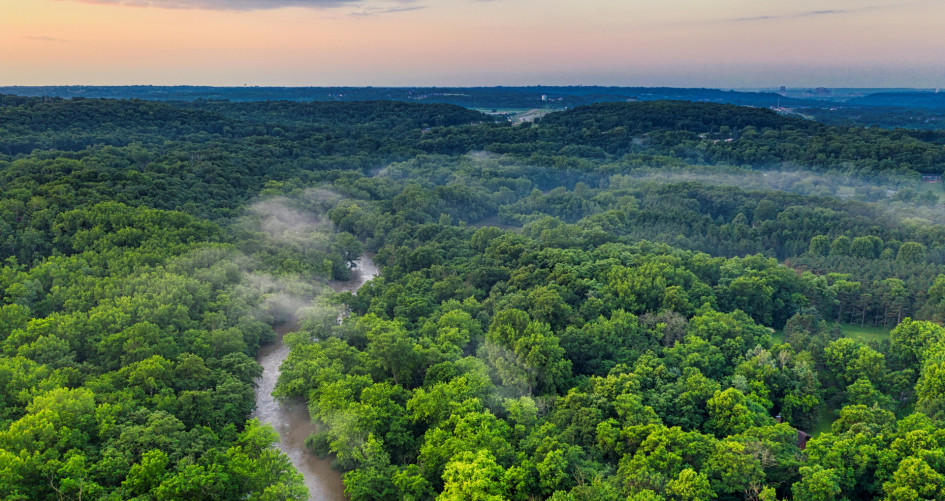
916 181 944 198
473 107 562 123
839 323 890 343
473 107 533 114
811 405 838 436
772 323 889 345
836 186 856 197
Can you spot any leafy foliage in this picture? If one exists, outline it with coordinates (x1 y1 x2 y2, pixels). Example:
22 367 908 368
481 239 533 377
5 95 945 500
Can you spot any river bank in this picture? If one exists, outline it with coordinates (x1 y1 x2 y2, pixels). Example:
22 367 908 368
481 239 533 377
252 254 379 501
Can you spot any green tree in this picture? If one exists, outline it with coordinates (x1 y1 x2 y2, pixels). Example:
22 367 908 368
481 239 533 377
829 236 851 256
482 310 572 395
849 236 883 259
123 449 169 496
882 457 945 500
705 388 754 437
896 242 926 263
667 468 716 500
438 450 509 501
809 235 830 257
793 465 842 501
705 440 763 497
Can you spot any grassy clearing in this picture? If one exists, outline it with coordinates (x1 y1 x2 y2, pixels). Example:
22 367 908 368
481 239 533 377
468 215 521 231
473 107 561 123
837 186 856 197
913 181 945 205
811 405 838 436
769 323 889 344
838 323 890 343
473 107 532 114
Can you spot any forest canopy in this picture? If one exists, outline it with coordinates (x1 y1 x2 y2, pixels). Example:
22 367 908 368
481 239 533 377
3 95 945 500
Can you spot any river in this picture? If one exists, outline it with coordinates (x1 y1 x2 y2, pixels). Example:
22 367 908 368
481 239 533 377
252 254 379 501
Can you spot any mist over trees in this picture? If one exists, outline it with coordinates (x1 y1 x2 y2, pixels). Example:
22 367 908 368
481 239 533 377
3 95 945 499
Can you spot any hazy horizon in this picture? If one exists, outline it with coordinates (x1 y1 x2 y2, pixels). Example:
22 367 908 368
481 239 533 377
4 0 945 88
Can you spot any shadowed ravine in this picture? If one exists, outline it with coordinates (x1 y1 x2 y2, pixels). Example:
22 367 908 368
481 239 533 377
252 255 379 501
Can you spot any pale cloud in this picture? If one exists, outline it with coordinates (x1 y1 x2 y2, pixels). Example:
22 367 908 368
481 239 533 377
60 0 377 10
23 35 70 42
349 5 424 16
728 0 934 23
732 9 846 22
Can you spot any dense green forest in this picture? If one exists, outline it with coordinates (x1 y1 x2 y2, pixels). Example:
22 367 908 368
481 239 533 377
4 95 945 500
8 86 945 131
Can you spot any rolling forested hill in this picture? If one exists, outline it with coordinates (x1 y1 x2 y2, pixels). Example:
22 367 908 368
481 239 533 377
4 96 945 500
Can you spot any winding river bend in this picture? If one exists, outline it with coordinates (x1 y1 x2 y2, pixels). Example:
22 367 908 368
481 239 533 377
253 255 379 501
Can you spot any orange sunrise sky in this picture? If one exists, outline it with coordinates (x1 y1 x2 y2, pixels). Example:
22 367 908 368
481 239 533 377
2 0 944 87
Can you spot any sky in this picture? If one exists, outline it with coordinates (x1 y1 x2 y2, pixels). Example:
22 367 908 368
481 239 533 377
2 0 944 87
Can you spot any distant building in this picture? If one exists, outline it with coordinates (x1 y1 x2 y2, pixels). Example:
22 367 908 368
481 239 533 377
797 430 812 449
775 414 812 449
922 174 942 183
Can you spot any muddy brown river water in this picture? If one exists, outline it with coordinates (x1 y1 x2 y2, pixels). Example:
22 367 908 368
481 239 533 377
252 255 379 501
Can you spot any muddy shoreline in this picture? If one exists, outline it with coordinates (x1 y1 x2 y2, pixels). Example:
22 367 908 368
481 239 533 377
252 255 379 501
